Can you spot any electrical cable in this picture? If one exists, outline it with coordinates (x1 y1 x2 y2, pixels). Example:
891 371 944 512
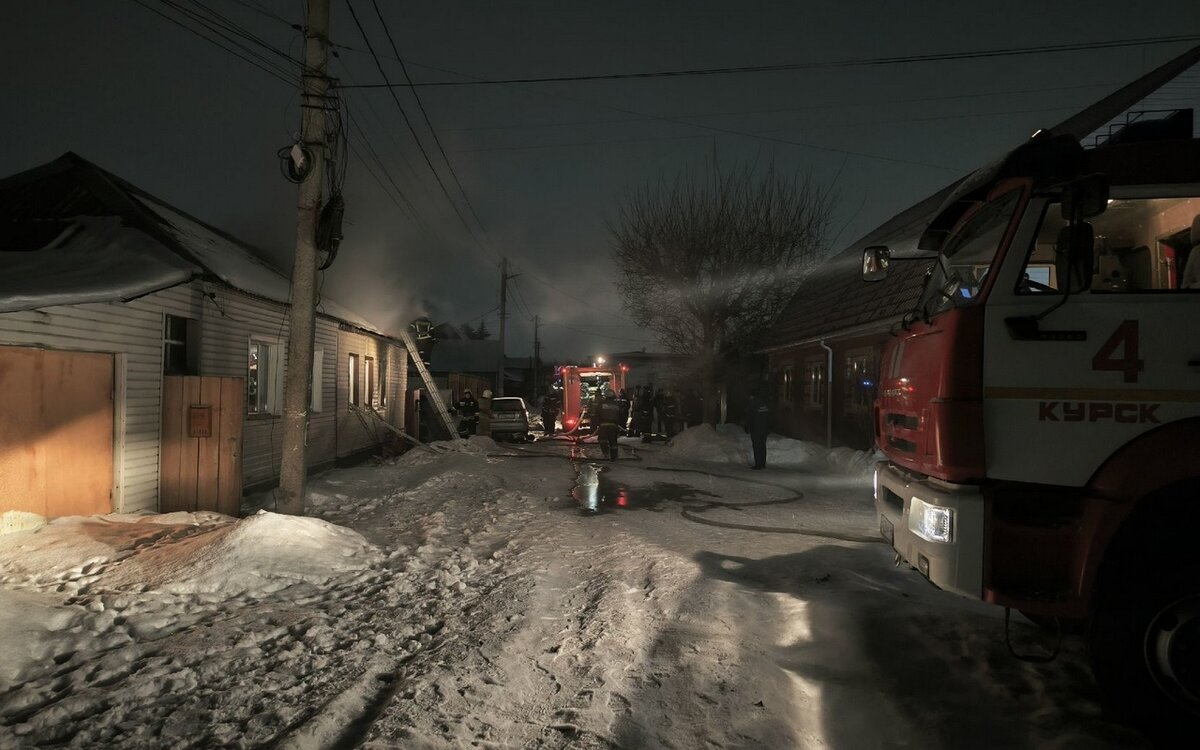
339 34 1200 88
436 82 1120 134
131 0 298 87
344 55 962 172
367 0 498 258
343 0 498 266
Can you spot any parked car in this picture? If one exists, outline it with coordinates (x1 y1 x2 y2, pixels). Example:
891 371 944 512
489 397 531 442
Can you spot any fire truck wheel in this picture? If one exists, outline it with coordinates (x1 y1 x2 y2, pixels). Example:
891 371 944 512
1089 504 1200 744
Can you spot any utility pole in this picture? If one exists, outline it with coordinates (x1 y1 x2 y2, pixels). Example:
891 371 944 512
532 315 540 401
277 0 330 516
497 257 508 397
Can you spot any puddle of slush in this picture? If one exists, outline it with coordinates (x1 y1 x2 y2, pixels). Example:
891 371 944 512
572 473 717 515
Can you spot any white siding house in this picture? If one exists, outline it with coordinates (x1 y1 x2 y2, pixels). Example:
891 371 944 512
0 153 407 525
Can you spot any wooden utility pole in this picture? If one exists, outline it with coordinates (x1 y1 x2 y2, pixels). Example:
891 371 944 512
277 0 331 515
497 257 508 397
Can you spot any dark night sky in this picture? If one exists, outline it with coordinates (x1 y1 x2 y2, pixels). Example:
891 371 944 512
6 1 1200 360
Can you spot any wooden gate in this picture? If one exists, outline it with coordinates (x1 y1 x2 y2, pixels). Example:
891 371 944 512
160 375 243 515
0 346 113 521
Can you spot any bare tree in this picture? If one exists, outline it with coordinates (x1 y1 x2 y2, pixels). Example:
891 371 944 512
609 160 833 422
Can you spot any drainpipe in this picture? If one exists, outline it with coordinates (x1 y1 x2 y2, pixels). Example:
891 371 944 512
819 339 833 449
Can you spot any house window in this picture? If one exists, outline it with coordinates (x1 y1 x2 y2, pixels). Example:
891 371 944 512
348 353 360 406
163 314 196 375
311 348 324 413
804 357 826 410
365 356 376 408
248 338 283 414
844 348 876 415
779 365 794 405
379 354 388 407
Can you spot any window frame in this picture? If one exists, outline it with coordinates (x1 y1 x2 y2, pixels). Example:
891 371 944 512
365 355 376 408
804 356 826 411
163 313 197 376
843 347 876 416
348 353 360 407
247 336 284 416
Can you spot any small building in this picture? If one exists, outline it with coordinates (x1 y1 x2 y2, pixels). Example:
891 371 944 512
0 153 406 530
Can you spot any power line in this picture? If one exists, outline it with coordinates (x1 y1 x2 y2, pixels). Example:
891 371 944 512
131 0 298 87
339 35 1200 89
448 104 1082 156
340 53 962 171
439 84 1117 134
343 0 497 265
367 0 497 257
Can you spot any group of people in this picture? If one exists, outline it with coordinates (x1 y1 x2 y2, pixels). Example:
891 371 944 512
626 385 703 441
529 381 773 470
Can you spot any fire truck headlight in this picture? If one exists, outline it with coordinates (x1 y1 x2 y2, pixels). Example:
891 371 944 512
909 497 953 543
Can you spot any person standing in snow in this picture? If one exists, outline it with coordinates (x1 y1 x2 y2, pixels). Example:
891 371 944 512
640 385 656 442
595 392 622 460
744 388 770 469
456 389 479 438
628 385 643 437
662 389 680 438
617 389 631 435
541 396 559 437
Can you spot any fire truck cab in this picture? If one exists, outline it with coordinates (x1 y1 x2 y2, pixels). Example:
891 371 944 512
866 131 1200 739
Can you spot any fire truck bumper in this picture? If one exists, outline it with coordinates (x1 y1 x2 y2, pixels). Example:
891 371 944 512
874 462 984 599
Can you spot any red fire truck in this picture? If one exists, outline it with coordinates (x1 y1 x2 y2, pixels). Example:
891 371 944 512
558 363 628 434
866 131 1199 739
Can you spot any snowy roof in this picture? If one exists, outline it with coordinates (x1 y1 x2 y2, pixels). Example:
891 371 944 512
0 152 379 332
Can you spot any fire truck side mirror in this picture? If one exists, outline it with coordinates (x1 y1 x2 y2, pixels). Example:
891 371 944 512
862 246 891 282
1061 174 1109 221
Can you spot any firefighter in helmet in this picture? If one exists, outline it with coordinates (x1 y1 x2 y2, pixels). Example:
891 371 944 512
456 389 479 438
595 391 622 461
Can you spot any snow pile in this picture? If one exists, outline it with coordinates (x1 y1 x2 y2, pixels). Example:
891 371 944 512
662 424 750 464
0 589 91 685
160 511 382 595
663 424 879 476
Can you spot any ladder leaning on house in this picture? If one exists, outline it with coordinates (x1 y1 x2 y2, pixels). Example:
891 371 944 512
396 327 462 442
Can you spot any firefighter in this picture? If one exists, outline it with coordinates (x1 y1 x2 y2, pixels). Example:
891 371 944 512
541 396 559 437
617 389 631 435
662 389 680 438
456 389 479 438
640 385 656 443
596 392 622 460
744 387 770 469
628 385 644 437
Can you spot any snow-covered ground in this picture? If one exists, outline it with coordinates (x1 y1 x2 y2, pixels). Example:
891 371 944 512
0 427 1147 748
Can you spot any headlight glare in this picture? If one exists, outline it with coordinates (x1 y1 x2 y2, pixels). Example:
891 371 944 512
910 497 953 543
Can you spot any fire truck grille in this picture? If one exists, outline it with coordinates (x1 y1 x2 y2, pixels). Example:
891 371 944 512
888 436 917 453
885 412 920 430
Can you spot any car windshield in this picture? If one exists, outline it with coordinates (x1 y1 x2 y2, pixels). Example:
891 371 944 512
492 399 523 412
920 189 1021 316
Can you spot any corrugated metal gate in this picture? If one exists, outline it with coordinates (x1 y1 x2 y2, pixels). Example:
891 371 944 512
0 345 114 521
160 375 243 516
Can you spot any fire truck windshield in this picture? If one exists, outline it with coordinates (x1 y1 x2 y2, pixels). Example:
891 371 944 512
921 189 1022 316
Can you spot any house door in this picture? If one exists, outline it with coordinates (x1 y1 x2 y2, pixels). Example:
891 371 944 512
160 375 243 516
0 346 114 522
